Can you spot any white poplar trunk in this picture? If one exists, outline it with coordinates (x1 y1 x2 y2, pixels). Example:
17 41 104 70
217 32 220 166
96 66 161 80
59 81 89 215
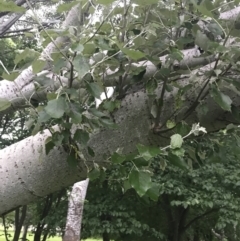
63 179 89 241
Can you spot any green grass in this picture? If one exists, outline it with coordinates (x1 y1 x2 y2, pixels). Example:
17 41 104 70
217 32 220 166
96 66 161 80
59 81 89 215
0 230 98 241
0 230 61 241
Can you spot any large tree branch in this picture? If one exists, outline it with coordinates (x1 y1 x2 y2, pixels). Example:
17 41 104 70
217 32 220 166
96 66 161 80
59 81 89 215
0 0 26 18
0 12 26 36
0 3 81 115
0 125 86 215
0 64 239 215
0 45 233 118
183 208 220 232
63 179 89 241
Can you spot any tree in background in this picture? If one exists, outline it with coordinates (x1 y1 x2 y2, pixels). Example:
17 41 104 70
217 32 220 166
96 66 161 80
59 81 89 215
81 130 240 241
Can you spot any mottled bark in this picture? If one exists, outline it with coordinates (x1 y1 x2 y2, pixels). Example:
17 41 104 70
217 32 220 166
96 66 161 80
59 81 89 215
63 179 89 241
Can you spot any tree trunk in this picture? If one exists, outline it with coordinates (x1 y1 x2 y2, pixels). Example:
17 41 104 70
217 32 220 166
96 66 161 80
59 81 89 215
103 232 110 241
2 215 10 241
21 224 29 241
33 226 42 241
177 207 189 241
13 205 27 241
41 230 49 241
193 230 200 241
172 222 179 241
34 194 53 241
63 179 89 241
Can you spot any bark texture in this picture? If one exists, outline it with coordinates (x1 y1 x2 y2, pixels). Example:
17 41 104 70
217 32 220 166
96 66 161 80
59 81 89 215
0 127 87 215
63 179 89 241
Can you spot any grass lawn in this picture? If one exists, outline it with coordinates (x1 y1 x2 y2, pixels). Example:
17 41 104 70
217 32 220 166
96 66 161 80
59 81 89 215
0 230 60 241
0 230 98 241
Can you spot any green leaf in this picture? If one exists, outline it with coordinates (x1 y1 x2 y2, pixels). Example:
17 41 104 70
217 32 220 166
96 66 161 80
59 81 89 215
69 110 82 124
111 152 126 164
146 183 159 201
165 84 173 92
99 118 118 129
175 122 191 136
224 78 240 90
98 169 106 182
89 108 107 117
168 152 188 170
159 159 167 171
132 0 159 5
45 137 54 155
74 129 90 146
103 100 120 112
100 22 112 33
67 150 78 168
57 1 79 13
52 132 64 146
166 120 176 129
159 67 171 78
151 104 158 118
146 78 158 93
25 118 35 130
88 168 100 181
125 152 138 161
53 58 66 72
95 37 112 50
47 92 58 101
129 170 152 196
191 0 214 18
87 146 95 157
194 30 210 51
72 43 84 53
229 29 240 38
82 43 96 55
172 148 185 157
207 22 224 39
123 180 131 192
45 97 68 118
0 0 25 12
14 48 39 65
96 0 115 4
208 201 213 208
0 98 11 111
73 55 90 78
132 157 149 167
2 72 19 81
232 105 240 121
62 130 70 143
170 134 183 149
32 59 46 74
37 77 51 89
31 123 41 136
196 102 209 117
86 82 104 98
136 144 161 161
210 85 232 111
121 48 145 60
